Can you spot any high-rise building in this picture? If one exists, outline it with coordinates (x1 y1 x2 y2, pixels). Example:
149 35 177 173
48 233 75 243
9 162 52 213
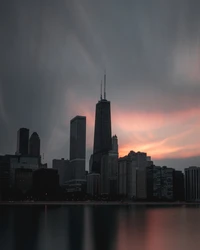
70 116 86 180
92 73 112 173
52 158 71 185
29 132 40 157
161 166 174 200
173 170 184 201
100 135 119 195
118 151 148 199
118 151 138 199
135 152 147 200
146 165 162 200
185 166 200 202
16 128 29 155
118 156 129 197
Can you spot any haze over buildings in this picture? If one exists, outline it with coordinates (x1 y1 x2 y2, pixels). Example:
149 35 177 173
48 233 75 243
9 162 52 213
1 1 200 170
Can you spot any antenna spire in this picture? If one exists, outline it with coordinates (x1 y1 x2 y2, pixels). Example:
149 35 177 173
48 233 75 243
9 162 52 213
100 80 102 100
104 70 106 100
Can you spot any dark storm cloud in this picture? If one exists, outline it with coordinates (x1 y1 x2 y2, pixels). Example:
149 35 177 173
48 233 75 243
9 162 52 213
0 0 200 169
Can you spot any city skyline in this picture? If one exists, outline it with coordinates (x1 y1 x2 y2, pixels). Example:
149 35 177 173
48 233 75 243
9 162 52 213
1 1 200 170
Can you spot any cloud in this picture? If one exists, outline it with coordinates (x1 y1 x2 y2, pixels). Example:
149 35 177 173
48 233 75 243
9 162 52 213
1 0 200 170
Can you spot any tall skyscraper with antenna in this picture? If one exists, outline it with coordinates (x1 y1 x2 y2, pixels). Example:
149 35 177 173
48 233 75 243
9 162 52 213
92 72 112 173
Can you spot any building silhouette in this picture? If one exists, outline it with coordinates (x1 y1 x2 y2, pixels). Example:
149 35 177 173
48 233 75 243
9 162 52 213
33 168 59 197
146 165 162 200
29 132 40 157
161 166 174 200
70 116 86 180
101 135 119 195
118 151 150 199
173 170 184 201
52 158 71 185
87 173 101 196
185 166 200 201
16 128 29 155
92 73 112 173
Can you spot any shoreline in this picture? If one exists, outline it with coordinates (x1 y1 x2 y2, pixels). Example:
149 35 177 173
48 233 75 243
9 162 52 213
0 201 200 206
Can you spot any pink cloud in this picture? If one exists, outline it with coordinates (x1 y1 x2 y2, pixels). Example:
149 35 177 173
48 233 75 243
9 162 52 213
66 89 200 160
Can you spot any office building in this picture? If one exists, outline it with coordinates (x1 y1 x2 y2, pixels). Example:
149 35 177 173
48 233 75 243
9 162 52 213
146 165 162 200
87 173 101 196
15 168 33 193
135 152 147 199
161 166 174 200
63 179 87 193
173 170 184 201
33 168 59 195
92 73 112 173
53 158 71 185
16 128 29 155
100 135 119 195
118 151 148 199
29 132 40 157
70 116 86 180
10 155 40 187
185 166 200 202
118 156 128 196
0 155 11 200
118 151 137 199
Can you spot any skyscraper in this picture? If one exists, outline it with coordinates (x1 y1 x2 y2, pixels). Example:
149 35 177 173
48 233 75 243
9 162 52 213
16 128 29 155
92 73 112 173
29 132 40 157
70 116 86 180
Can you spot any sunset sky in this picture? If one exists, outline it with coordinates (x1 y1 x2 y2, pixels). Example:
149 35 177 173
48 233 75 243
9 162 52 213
0 0 200 170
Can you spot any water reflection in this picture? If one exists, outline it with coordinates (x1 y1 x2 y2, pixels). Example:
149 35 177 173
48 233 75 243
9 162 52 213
91 206 118 250
1 205 200 250
13 206 40 250
116 206 147 250
68 206 84 250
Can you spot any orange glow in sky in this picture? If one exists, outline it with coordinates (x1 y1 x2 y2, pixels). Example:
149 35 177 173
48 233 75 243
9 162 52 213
65 90 200 160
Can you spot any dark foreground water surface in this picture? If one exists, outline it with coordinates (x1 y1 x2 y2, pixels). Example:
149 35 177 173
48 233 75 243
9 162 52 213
1 205 200 250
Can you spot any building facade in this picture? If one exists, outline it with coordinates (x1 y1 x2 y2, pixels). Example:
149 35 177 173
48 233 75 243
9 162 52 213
161 166 174 200
173 170 184 201
29 132 40 157
100 135 118 195
15 168 33 193
52 158 71 185
118 151 148 199
87 173 101 196
92 75 112 174
185 166 200 202
70 116 86 180
33 168 59 195
146 165 162 200
0 155 11 200
16 128 29 155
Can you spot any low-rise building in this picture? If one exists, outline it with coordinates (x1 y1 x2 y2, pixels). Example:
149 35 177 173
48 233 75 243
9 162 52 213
87 173 101 196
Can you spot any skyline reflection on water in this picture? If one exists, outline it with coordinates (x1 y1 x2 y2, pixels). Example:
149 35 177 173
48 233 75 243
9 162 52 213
1 205 200 250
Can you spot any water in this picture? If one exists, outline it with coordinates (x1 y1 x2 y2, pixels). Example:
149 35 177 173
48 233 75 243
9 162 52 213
0 205 200 250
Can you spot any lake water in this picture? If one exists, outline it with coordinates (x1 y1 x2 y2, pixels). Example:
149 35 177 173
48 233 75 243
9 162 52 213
0 205 200 250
